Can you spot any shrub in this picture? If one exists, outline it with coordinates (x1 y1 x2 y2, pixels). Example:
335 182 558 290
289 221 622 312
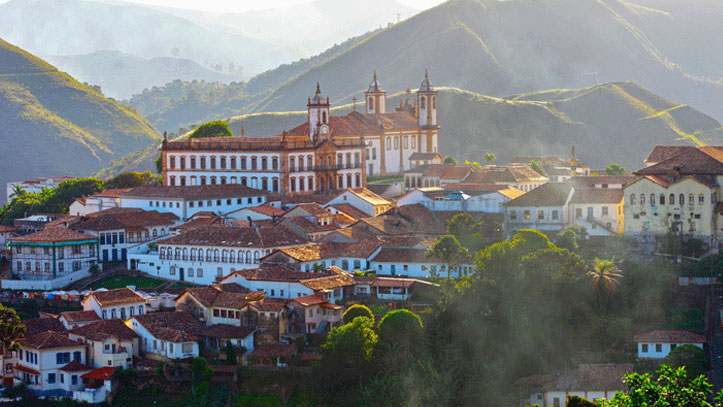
343 304 374 325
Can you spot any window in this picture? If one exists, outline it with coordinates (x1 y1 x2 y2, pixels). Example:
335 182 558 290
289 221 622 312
197 269 203 278
655 344 662 352
551 210 559 220
640 194 645 205
650 194 656 206
669 194 675 205
48 373 56 384
699 193 705 204
251 157 257 169
671 344 677 351
523 210 530 220
660 194 665 205
420 96 426 109
575 208 582 219
537 210 544 220
630 194 636 205
182 343 193 353
394 136 399 150
403 135 408 149
200 157 206 169
210 157 216 169
241 157 247 169
688 193 694 206
386 137 391 150
71 375 78 385
679 194 685 206
169 156 175 169
602 206 609 216
73 351 81 361
56 352 70 364
190 157 196 169
220 156 226 169
510 210 517 220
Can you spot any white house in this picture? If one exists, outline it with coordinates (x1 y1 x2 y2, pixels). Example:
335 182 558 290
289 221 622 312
7 177 74 203
397 187 524 214
528 364 632 407
58 310 101 330
568 188 625 236
324 188 393 217
4 227 100 290
15 331 91 397
285 294 344 335
69 188 131 216
118 184 267 221
0 225 17 246
504 183 575 239
369 247 473 278
633 330 706 359
71 208 180 263
82 287 148 320
127 312 201 361
225 205 286 223
66 319 140 369
260 242 382 273
146 224 308 285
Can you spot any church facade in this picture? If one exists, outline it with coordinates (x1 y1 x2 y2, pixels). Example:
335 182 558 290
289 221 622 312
160 71 438 195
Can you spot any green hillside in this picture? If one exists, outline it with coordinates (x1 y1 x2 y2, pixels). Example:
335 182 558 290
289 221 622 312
99 82 723 177
0 38 160 203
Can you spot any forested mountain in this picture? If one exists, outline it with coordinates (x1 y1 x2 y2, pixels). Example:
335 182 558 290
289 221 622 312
100 82 723 178
0 38 160 203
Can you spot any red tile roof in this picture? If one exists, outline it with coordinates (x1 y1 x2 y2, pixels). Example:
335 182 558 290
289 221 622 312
157 224 306 248
60 310 101 323
326 203 369 221
67 319 139 341
569 188 623 204
10 227 94 243
22 317 66 337
179 284 258 309
84 288 147 307
248 205 286 217
288 294 329 307
249 342 298 358
224 265 332 283
273 242 381 262
633 330 706 343
288 203 330 218
60 360 93 372
131 312 203 343
15 364 40 375
0 225 17 233
17 331 82 350
504 183 573 207
636 146 723 176
371 248 430 263
201 324 255 339
644 145 695 164
82 367 116 381
120 184 264 199
72 210 178 232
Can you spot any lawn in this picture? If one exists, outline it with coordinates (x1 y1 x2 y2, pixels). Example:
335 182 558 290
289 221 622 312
367 175 403 185
91 274 166 290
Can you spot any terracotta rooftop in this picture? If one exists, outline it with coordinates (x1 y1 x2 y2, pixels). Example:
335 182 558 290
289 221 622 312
224 265 334 283
179 283 260 309
633 330 706 343
504 183 573 207
301 272 355 291
273 242 381 262
371 247 430 263
10 227 94 243
249 342 298 358
158 224 306 248
636 146 723 176
68 319 139 341
174 213 224 231
247 205 286 217
91 188 133 198
288 294 329 307
409 152 442 161
60 310 101 323
569 188 623 204
326 203 370 221
60 360 93 372
282 216 332 234
0 225 17 233
82 367 116 381
538 364 633 392
72 210 178 232
201 324 255 339
17 331 82 350
644 145 695 164
354 204 446 236
120 184 265 199
131 312 203 343
23 317 66 337
84 288 147 307
343 188 392 207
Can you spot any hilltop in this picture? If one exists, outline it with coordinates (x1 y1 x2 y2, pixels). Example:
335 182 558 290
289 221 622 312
99 82 723 178
0 38 160 203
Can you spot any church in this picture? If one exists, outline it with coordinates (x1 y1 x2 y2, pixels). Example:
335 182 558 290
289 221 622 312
160 71 438 194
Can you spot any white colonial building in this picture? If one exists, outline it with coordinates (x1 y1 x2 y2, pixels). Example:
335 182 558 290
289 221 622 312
397 187 524 214
82 287 148 320
634 330 705 359
504 183 575 238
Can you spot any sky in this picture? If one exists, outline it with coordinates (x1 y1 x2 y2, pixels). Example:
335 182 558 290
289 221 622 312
0 0 446 13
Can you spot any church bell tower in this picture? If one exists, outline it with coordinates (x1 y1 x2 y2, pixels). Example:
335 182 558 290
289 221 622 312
416 70 438 128
308 82 330 141
364 70 386 114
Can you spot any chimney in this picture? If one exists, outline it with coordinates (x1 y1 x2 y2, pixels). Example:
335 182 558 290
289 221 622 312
241 127 245 137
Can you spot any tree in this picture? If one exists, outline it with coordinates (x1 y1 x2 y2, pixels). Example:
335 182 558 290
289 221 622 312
187 120 234 139
427 235 468 279
104 172 153 190
44 178 104 213
343 304 374 325
484 153 496 163
663 344 706 378
605 163 626 176
8 185 25 199
225 341 238 365
0 304 25 354
190 357 214 396
588 258 623 311
555 229 579 252
377 309 423 349
530 160 546 175
155 155 163 174
602 365 721 407
567 395 596 407
443 156 457 165
446 213 486 252
511 229 554 256
318 316 378 390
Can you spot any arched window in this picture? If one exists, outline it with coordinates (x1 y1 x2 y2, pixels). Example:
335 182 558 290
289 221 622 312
245 251 252 264
699 193 704 205
679 194 685 206
432 96 436 109
322 111 327 124
689 193 694 205
368 97 374 110
214 249 220 262
253 251 260 262
273 178 279 193
660 194 665 205
308 176 313 191
152 229 158 238
190 248 196 261
220 156 226 169
174 248 181 260
182 248 188 261
160 228 166 236
206 249 213 262
420 96 426 109
640 194 645 206
290 157 295 170
261 158 268 170
650 194 655 206
159 248 165 260
669 194 675 205
222 250 228 262
630 194 636 205
229 251 235 263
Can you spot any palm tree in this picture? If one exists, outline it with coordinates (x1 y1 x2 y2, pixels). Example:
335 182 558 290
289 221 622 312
8 185 25 199
588 258 623 310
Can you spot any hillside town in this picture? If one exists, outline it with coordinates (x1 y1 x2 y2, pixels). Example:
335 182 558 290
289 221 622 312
1 71 723 407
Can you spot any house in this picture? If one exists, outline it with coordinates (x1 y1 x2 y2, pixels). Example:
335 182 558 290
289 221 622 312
526 364 632 407
118 184 267 221
171 211 225 232
15 331 90 397
75 366 116 404
59 311 101 330
23 317 66 337
70 208 180 263
69 188 131 216
12 213 68 234
225 205 286 224
283 203 335 226
504 183 575 238
127 312 202 361
568 188 625 236
175 283 263 327
261 242 381 273
278 216 334 241
461 166 549 192
403 164 470 190
623 146 723 245
397 186 524 214
324 188 393 217
369 247 472 278
82 287 148 320
369 277 437 301
284 294 343 335
220 265 354 303
633 330 705 359
0 225 17 246
408 152 443 168
509 155 591 179
324 203 370 222
148 224 308 284
4 227 100 290
66 319 139 369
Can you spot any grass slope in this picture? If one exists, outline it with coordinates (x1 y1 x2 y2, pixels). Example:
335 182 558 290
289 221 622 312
0 38 160 203
99 82 723 176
